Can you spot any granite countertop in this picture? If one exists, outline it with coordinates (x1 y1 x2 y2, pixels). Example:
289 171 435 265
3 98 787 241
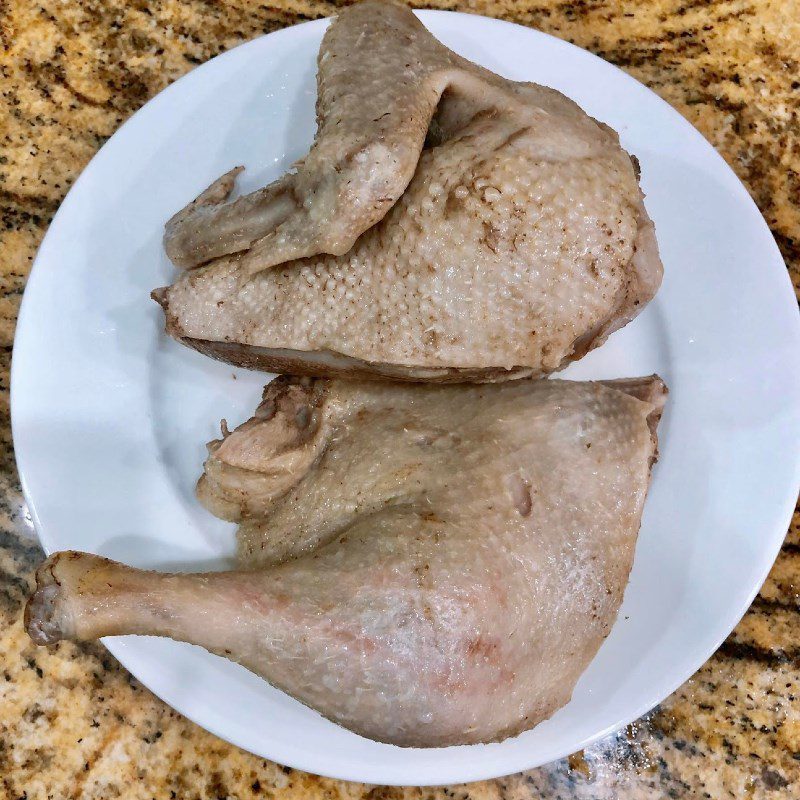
1 1 798 797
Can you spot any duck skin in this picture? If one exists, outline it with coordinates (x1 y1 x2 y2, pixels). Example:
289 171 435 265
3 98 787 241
26 375 666 746
154 2 662 382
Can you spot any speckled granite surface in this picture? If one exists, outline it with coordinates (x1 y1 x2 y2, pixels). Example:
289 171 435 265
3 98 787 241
1 1 799 797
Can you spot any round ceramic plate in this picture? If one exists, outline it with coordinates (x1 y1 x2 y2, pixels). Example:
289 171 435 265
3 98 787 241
11 10 800 786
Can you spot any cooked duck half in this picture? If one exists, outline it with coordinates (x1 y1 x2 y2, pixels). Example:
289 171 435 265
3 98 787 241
154 1 662 382
27 375 666 746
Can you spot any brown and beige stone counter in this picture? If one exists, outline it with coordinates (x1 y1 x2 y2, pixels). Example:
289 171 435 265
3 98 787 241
1 1 799 797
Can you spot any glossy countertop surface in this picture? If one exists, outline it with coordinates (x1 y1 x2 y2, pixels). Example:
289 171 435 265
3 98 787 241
1 1 799 797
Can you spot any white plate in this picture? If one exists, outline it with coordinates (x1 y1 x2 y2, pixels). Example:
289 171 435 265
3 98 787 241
11 10 800 786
